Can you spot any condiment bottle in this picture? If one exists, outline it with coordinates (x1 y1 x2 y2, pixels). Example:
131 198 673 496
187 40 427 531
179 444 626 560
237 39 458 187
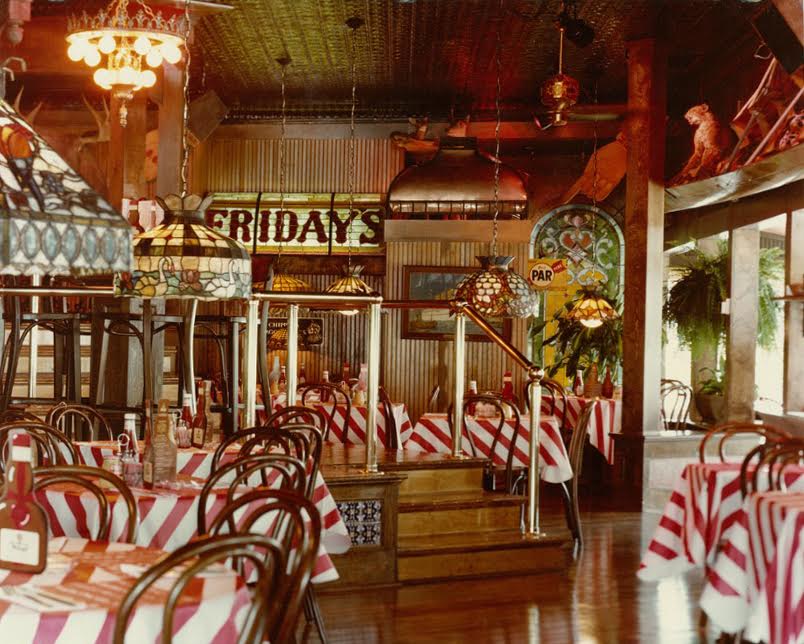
501 371 516 404
122 412 139 456
299 363 307 386
278 366 287 393
467 379 478 416
142 401 155 490
152 399 178 484
0 432 48 573
573 369 585 397
191 382 208 448
342 362 351 384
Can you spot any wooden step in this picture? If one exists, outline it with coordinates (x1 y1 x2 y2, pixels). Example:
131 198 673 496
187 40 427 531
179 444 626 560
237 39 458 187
398 491 523 537
397 528 573 582
397 464 483 496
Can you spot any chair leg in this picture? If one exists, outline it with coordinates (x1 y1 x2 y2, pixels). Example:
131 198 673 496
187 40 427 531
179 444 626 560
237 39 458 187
559 481 581 544
304 586 328 644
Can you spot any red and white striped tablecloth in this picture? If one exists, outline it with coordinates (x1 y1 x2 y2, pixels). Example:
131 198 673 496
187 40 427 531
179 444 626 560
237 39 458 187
0 537 250 644
638 462 804 580
405 413 572 484
700 491 804 643
541 395 621 464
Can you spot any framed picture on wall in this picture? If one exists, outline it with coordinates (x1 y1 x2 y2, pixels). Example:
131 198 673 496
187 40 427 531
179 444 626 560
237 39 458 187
401 266 512 342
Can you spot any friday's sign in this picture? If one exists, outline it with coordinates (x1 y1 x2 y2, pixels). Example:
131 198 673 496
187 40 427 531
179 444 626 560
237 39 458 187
205 193 385 255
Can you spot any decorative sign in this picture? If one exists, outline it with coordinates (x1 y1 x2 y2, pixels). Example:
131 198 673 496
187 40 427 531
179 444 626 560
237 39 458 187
205 193 385 255
527 258 569 291
266 318 324 349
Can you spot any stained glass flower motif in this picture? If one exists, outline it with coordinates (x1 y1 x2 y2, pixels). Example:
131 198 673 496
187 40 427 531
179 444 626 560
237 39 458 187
114 193 251 300
0 99 131 276
456 256 538 318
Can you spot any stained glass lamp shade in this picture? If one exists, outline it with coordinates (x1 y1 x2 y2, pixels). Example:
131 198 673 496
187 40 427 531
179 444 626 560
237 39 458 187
567 290 619 328
456 256 538 318
0 99 131 276
114 193 251 300
325 264 375 316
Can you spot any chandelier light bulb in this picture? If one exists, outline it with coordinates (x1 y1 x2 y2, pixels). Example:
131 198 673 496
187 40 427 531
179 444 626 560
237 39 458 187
140 69 156 88
161 43 181 65
83 47 101 67
119 65 138 86
133 35 152 55
67 42 85 62
93 68 112 89
580 318 604 329
98 34 117 54
145 48 163 68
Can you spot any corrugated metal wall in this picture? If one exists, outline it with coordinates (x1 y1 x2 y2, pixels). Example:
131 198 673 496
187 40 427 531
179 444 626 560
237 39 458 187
383 240 530 422
192 138 404 194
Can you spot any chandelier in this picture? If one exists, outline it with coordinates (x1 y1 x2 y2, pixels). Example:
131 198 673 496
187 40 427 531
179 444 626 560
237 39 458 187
66 0 185 125
540 22 580 127
567 289 618 328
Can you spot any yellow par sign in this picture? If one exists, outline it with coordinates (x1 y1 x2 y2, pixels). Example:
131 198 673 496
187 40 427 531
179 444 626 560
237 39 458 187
527 258 569 291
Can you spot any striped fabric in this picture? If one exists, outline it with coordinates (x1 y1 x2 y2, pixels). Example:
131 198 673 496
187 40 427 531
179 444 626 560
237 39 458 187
541 395 621 464
405 413 572 484
700 491 804 643
0 537 250 644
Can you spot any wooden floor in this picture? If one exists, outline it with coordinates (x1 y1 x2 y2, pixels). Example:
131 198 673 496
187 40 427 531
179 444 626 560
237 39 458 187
310 511 716 644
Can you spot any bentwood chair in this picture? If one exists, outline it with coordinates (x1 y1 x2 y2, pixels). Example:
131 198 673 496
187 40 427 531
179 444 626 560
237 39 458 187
560 402 595 546
33 465 138 543
699 422 793 463
740 438 804 496
265 404 330 441
660 379 693 430
211 426 274 471
0 421 77 478
0 407 42 423
113 534 289 644
299 383 351 442
524 378 568 433
45 402 113 441
378 386 398 449
205 490 323 644
198 454 307 535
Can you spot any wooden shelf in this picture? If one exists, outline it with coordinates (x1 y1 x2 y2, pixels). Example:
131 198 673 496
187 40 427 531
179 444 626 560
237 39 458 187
664 145 804 213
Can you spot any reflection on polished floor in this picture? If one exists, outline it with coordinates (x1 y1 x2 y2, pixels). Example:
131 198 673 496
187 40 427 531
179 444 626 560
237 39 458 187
317 512 711 644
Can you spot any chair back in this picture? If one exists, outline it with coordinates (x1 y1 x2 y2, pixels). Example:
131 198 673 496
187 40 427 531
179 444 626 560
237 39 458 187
699 422 792 463
113 534 286 644
0 421 77 477
33 464 138 543
0 408 41 423
568 402 595 481
300 384 350 443
45 403 113 441
660 379 692 430
198 454 307 535
378 386 398 449
524 378 568 432
266 403 330 441
211 426 274 471
203 491 322 644
239 426 314 471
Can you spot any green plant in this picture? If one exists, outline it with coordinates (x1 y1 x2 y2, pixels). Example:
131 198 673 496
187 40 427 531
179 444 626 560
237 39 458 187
696 367 725 395
531 290 622 379
663 241 783 357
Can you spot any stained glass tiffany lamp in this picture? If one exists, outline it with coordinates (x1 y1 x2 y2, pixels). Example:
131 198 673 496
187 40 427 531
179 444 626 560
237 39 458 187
0 98 131 276
114 193 251 300
567 289 618 328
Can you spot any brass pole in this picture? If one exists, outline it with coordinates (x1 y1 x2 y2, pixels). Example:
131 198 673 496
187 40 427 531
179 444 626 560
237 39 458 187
253 291 382 306
452 311 466 458
286 303 299 406
526 374 546 537
27 275 40 399
0 287 114 297
182 299 197 413
364 302 381 473
242 300 259 427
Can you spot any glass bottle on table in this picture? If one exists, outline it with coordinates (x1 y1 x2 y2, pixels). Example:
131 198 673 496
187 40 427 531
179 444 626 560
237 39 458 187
321 370 331 403
278 366 287 393
467 379 478 416
0 431 48 573
177 392 193 448
299 363 307 386
141 401 155 490
573 369 585 397
191 382 208 448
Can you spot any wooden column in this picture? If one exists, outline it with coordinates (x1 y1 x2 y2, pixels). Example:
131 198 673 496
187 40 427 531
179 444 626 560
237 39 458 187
690 236 721 410
725 225 760 421
107 95 148 209
622 38 667 435
784 209 804 411
156 63 185 196
107 95 125 210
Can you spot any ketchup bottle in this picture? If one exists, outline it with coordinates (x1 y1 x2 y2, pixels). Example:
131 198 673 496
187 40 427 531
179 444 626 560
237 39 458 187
467 380 478 416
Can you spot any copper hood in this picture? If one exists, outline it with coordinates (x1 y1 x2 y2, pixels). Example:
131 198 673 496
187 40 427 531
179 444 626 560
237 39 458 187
387 137 528 220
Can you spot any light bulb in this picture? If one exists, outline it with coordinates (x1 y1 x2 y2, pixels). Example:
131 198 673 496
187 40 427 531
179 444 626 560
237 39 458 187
145 48 163 68
98 34 116 54
161 44 181 65
339 310 360 317
119 66 137 86
133 36 152 56
580 318 603 329
83 47 101 67
140 69 157 88
93 68 112 89
67 42 85 62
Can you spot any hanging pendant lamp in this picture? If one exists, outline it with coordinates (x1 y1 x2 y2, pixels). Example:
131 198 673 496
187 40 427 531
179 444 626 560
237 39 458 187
455 9 537 319
324 16 375 311
114 0 250 300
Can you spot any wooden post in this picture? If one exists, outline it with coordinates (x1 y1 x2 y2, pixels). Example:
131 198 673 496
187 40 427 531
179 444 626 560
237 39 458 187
622 38 667 435
784 209 804 411
726 225 760 421
156 63 185 196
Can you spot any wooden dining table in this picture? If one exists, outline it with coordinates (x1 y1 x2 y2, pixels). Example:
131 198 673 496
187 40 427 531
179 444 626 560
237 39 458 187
0 537 249 643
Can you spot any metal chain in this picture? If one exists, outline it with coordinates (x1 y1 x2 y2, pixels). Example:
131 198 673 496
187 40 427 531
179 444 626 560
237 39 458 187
590 80 599 278
346 21 358 269
277 60 288 259
179 0 192 197
492 0 502 258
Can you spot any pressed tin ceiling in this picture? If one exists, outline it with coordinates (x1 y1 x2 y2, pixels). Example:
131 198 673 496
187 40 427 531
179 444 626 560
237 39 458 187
30 0 756 118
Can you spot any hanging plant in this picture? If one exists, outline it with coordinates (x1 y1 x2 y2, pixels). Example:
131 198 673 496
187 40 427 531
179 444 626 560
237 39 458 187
532 289 622 379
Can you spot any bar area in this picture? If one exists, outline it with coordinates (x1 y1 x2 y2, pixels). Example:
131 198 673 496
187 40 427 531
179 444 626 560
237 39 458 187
0 0 801 642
